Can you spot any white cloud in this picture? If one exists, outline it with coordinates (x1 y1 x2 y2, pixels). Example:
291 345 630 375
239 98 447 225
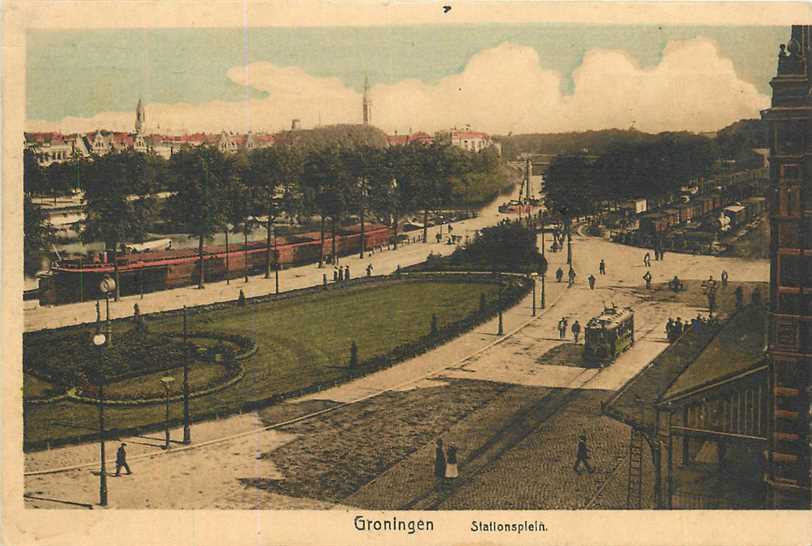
26 37 769 136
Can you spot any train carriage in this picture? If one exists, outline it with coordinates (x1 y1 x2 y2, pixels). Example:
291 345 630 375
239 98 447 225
583 306 635 367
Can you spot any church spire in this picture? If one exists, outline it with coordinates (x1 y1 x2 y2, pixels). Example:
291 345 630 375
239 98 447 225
135 97 145 135
362 74 371 126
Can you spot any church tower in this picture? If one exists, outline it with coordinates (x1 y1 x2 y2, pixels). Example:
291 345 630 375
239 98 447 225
762 24 812 509
135 97 145 135
362 74 371 126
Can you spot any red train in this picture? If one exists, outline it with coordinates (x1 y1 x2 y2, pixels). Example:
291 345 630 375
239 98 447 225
40 224 393 305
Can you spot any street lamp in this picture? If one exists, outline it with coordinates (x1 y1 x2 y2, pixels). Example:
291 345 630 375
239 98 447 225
99 275 116 348
91 332 108 507
182 306 191 444
160 376 175 450
530 272 538 317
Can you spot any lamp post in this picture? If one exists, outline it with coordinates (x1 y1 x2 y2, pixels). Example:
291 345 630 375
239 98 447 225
182 305 191 444
91 332 108 507
160 376 175 450
99 275 116 348
530 272 538 317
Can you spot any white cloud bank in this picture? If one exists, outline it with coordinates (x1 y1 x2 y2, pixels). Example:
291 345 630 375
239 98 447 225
27 38 769 136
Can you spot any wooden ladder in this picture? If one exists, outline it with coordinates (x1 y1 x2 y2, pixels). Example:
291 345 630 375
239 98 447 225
627 428 644 509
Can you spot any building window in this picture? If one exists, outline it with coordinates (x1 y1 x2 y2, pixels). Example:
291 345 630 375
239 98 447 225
779 292 801 314
779 254 801 287
781 164 802 180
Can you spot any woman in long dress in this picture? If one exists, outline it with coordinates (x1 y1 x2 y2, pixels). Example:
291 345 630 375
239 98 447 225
445 445 459 480
434 439 446 480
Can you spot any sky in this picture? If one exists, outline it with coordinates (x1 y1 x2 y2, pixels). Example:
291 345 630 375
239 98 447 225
26 24 788 135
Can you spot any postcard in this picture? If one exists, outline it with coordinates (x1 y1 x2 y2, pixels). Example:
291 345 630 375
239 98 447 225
3 1 811 545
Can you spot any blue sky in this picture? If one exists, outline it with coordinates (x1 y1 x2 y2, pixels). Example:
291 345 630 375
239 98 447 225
26 24 788 134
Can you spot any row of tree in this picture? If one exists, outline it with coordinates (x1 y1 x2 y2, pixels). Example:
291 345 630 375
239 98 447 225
544 132 719 219
24 142 509 285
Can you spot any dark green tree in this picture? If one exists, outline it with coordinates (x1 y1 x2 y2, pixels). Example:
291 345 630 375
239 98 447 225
167 146 228 289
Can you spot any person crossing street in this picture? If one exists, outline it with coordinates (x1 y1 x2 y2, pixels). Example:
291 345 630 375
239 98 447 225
567 267 576 287
588 274 596 290
643 270 652 289
599 259 606 275
558 317 567 340
571 320 582 343
556 267 564 283
573 434 594 474
114 443 132 476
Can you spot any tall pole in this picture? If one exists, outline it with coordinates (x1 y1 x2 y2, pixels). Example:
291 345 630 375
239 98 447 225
541 272 546 309
182 306 191 445
273 225 280 294
497 287 504 336
532 275 536 317
164 385 171 450
105 293 112 348
225 228 230 285
98 379 108 507
244 227 249 283
566 217 573 266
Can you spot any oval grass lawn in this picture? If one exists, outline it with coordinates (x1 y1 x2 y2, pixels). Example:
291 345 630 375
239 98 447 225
23 280 503 447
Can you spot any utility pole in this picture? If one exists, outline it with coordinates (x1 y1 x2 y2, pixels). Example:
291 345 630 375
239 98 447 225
182 305 191 444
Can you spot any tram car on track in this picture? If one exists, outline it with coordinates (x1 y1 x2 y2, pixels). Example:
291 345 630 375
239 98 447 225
583 306 635 367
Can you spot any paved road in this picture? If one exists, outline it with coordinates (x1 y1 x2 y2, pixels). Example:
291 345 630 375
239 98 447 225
23 212 769 509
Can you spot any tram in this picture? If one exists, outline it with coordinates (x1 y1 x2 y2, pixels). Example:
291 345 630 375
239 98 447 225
583 306 635 367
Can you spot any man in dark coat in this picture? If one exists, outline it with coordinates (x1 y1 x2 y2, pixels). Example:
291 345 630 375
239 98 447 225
114 443 132 476
434 439 446 480
556 267 564 283
573 434 593 474
588 274 596 290
571 320 582 344
599 259 606 275
643 271 652 289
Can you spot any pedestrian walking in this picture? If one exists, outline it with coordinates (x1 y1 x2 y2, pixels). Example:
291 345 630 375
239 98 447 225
558 318 567 340
675 317 684 338
571 320 582 344
434 439 446 480
693 313 704 333
588 274 596 290
114 443 132 476
643 270 652 289
666 318 674 342
721 270 729 287
660 248 666 261
599 259 606 275
567 267 576 287
366 263 373 277
556 267 564 283
643 252 651 268
344 265 350 281
445 445 459 480
573 434 593 474
333 267 339 282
